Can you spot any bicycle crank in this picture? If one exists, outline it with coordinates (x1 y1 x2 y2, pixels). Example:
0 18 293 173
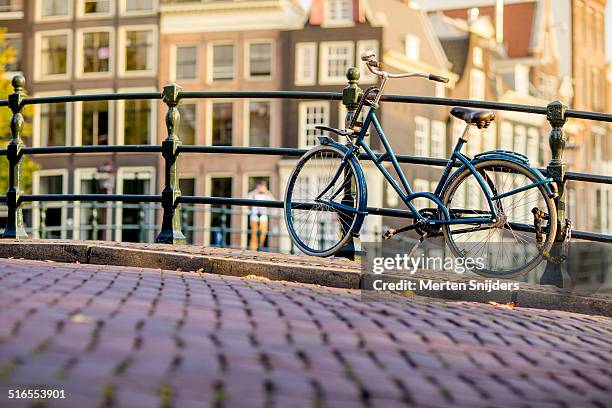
383 219 427 240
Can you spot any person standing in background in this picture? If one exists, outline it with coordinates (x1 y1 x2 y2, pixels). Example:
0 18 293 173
247 180 275 251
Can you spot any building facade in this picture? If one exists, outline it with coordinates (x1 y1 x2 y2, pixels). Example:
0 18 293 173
1 0 162 242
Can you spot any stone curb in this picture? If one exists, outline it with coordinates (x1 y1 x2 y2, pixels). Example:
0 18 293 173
0 239 610 317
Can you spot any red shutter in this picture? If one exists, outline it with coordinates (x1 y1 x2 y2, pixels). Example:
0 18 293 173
353 0 364 23
310 0 324 25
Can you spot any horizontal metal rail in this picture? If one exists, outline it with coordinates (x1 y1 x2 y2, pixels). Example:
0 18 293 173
21 145 163 155
19 194 162 203
1 91 609 122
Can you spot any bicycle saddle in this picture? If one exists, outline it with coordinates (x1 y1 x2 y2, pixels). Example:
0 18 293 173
450 107 495 129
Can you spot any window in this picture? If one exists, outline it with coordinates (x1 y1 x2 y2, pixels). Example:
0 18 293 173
299 101 329 148
414 116 430 157
592 131 603 161
82 31 111 74
211 102 233 146
119 170 152 242
513 125 526 155
413 179 430 210
538 73 557 101
320 42 353 84
324 0 352 25
211 43 235 81
526 128 539 163
82 0 111 15
472 46 483 67
430 120 446 158
469 69 485 100
124 0 153 13
124 100 151 144
435 82 445 98
0 0 23 13
356 40 379 83
175 45 198 80
40 103 67 147
124 29 154 72
82 101 109 145
40 33 69 77
179 177 196 244
210 177 232 247
40 0 70 18
37 174 65 239
178 103 196 145
405 35 420 62
248 101 271 147
500 121 513 151
295 42 316 85
591 69 601 111
4 34 22 73
514 64 529 96
247 41 272 79
77 172 108 241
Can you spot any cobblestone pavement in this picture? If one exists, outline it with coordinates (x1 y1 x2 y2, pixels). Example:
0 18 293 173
0 259 611 408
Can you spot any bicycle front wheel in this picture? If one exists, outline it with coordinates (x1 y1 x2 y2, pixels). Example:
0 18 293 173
442 160 557 278
284 145 366 257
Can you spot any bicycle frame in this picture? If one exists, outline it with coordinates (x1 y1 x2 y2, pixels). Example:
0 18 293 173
316 106 553 226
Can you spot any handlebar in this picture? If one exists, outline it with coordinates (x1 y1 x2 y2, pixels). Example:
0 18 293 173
362 51 449 83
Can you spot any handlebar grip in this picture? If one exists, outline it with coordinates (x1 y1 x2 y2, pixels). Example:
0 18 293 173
429 74 449 83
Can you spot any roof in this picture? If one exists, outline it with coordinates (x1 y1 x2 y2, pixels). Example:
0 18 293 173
440 38 470 76
438 1 538 58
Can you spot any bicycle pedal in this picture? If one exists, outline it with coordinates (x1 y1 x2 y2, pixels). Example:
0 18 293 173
383 229 396 240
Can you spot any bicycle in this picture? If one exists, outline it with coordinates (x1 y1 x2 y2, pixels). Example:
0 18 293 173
284 51 558 278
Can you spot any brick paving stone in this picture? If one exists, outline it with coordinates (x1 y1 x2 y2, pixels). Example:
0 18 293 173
0 258 611 408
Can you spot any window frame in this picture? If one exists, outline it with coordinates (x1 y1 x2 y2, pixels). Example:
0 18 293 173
77 0 114 19
177 102 198 145
322 0 354 27
319 40 354 85
0 0 24 19
171 43 199 82
4 32 23 74
245 39 274 81
298 101 330 148
208 41 236 83
32 90 72 148
76 27 114 79
414 116 430 157
32 168 70 239
430 120 446 159
119 0 157 17
116 87 157 145
35 0 73 22
356 39 379 84
244 99 274 147
206 100 235 146
469 68 485 101
114 166 156 242
118 25 158 77
294 42 317 86
34 29 73 81
74 88 114 146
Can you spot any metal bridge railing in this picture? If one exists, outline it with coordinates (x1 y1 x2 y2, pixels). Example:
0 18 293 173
1 72 611 255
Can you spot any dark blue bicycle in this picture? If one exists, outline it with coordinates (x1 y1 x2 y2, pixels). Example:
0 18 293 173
284 51 558 278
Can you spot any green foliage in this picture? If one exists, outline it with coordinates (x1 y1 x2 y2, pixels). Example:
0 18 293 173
0 29 38 194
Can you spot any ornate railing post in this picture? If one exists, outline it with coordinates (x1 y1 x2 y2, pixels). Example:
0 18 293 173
337 68 363 261
2 75 28 239
541 100 569 287
155 83 186 244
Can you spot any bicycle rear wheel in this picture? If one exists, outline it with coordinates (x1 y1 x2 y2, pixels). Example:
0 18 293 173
284 145 366 257
442 160 557 278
